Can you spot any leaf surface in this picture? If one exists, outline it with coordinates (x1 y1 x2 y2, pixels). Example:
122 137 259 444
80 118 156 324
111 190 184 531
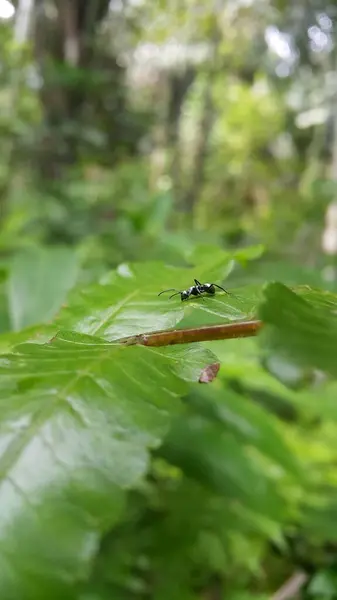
8 247 79 331
186 386 301 477
0 330 214 598
259 283 337 377
57 262 260 340
160 413 286 520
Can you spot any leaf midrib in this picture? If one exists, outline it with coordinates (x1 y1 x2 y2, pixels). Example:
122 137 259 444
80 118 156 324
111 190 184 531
91 289 139 337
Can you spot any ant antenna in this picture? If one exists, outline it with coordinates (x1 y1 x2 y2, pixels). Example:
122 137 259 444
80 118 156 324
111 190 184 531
168 291 182 299
158 288 179 297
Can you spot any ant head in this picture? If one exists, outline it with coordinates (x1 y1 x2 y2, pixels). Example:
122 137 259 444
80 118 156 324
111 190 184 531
181 290 190 300
204 283 215 294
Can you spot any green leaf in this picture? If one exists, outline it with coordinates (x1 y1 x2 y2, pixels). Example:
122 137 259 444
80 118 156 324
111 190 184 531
57 261 258 340
308 570 337 597
0 330 212 598
231 244 265 264
177 283 261 329
0 272 10 334
185 244 235 280
153 345 219 382
186 386 301 477
160 412 287 520
185 244 264 278
8 247 79 331
304 497 337 544
259 283 337 377
229 259 334 290
0 324 57 353
58 262 186 339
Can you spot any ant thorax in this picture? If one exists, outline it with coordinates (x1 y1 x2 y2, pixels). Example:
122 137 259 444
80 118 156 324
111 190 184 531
189 286 200 296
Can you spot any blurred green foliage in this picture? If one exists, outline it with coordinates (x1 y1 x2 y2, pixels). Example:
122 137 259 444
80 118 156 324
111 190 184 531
1 0 337 598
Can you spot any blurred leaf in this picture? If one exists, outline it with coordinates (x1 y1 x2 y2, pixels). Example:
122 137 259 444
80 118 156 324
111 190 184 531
160 411 287 521
8 246 80 331
229 260 335 290
185 244 235 278
308 570 337 598
186 386 301 477
305 498 337 544
232 244 265 264
0 274 10 334
185 244 264 280
259 283 337 377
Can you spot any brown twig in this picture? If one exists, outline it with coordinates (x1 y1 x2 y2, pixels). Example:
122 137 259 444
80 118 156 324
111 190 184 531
118 319 262 347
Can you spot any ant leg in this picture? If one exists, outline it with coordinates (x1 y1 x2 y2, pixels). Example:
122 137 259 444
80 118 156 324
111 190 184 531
212 284 231 295
194 289 206 301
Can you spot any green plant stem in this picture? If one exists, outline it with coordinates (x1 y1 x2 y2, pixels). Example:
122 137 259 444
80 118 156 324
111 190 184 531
119 319 262 347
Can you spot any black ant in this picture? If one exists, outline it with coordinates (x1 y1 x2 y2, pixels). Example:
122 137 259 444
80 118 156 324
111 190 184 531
158 278 230 301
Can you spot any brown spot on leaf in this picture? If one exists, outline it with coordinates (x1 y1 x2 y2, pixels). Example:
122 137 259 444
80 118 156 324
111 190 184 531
199 362 220 383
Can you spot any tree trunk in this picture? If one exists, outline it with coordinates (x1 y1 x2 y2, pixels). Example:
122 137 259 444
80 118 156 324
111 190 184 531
181 14 221 216
32 0 112 181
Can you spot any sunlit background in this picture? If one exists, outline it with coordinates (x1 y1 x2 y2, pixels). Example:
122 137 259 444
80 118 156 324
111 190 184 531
0 0 14 20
